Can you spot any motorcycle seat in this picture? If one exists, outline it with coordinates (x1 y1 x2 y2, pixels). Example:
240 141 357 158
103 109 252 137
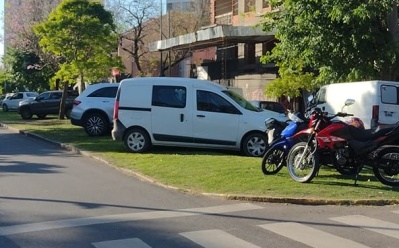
348 125 393 141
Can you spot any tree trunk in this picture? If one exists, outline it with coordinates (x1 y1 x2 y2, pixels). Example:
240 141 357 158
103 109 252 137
59 82 68 120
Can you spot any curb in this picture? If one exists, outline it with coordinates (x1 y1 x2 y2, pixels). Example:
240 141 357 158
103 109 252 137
1 122 398 206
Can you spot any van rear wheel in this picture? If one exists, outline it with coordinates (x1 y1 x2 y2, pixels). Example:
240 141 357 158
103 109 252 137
124 128 151 153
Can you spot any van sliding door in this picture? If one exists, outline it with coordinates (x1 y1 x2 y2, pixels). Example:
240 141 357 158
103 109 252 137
151 86 192 143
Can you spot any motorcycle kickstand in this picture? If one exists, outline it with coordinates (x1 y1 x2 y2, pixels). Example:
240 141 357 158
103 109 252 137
353 166 362 187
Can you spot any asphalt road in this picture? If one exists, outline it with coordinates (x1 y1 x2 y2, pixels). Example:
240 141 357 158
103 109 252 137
1 126 399 248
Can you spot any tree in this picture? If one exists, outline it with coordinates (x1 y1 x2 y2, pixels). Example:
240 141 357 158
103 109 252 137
107 0 211 76
260 0 399 97
3 0 63 89
34 0 123 93
3 0 62 52
106 0 160 76
1 48 54 92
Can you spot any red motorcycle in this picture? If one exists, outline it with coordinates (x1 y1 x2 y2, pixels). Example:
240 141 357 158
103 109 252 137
286 99 399 186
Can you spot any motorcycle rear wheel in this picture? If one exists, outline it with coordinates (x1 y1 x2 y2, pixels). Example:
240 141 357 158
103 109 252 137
261 146 286 175
287 142 319 183
373 147 399 187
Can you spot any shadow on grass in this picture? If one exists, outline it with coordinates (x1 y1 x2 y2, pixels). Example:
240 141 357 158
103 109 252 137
312 170 399 191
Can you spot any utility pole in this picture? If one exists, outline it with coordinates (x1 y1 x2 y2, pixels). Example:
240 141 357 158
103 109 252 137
159 0 164 77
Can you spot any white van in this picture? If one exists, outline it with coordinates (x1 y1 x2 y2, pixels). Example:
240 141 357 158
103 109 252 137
111 77 288 157
311 80 399 129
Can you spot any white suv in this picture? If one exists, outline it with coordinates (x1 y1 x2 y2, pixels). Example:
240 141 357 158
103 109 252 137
70 83 119 136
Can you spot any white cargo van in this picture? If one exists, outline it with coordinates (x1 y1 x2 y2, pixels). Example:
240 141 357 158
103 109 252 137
111 77 288 157
311 80 399 129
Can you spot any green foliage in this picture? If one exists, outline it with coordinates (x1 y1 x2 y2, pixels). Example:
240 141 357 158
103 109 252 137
261 0 399 97
1 48 54 92
34 0 124 84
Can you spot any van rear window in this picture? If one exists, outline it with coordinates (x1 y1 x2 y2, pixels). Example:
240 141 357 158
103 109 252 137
381 85 399 104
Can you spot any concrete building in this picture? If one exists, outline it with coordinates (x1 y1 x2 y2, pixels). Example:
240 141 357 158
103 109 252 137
150 0 278 101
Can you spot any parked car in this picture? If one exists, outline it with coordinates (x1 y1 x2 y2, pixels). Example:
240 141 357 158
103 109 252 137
2 92 39 112
70 83 119 136
18 90 78 119
112 77 288 157
249 100 286 114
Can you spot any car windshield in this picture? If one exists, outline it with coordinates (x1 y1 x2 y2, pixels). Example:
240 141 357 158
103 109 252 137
222 90 260 112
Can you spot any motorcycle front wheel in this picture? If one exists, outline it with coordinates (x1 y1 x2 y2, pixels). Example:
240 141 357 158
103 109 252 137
286 142 319 183
373 147 399 187
261 146 286 175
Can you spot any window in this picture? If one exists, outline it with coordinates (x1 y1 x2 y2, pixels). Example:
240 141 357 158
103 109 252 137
38 92 51 100
197 90 239 114
233 0 238 15
244 0 255 13
381 85 399 104
152 86 186 108
316 88 326 104
88 87 118 98
262 0 269 8
51 92 62 99
26 92 37 97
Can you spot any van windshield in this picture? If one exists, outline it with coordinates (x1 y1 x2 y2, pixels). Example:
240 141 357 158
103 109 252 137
223 90 260 112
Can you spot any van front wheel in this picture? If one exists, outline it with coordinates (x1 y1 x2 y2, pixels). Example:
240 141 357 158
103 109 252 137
124 128 151 153
242 133 267 157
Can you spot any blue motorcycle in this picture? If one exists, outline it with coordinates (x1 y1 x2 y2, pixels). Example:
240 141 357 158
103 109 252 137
261 111 309 175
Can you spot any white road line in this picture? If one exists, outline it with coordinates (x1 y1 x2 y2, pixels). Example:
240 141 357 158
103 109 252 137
0 203 262 236
394 210 399 214
330 215 399 239
92 238 151 248
259 222 370 248
180 229 260 248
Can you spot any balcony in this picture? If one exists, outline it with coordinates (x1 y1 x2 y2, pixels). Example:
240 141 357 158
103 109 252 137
215 12 232 25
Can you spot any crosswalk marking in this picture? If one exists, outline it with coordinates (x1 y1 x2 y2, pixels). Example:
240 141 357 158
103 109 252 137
180 229 260 248
330 215 399 239
92 238 151 248
258 222 370 248
0 203 262 236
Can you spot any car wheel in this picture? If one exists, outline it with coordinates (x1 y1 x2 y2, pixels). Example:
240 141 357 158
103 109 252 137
123 128 151 153
37 114 47 119
242 132 267 157
84 113 109 136
2 104 8 112
20 108 33 119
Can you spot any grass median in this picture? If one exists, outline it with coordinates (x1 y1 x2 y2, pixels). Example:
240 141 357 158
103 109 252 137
1 110 398 204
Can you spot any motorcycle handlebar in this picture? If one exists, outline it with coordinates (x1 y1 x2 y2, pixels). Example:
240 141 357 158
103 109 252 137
336 112 354 117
